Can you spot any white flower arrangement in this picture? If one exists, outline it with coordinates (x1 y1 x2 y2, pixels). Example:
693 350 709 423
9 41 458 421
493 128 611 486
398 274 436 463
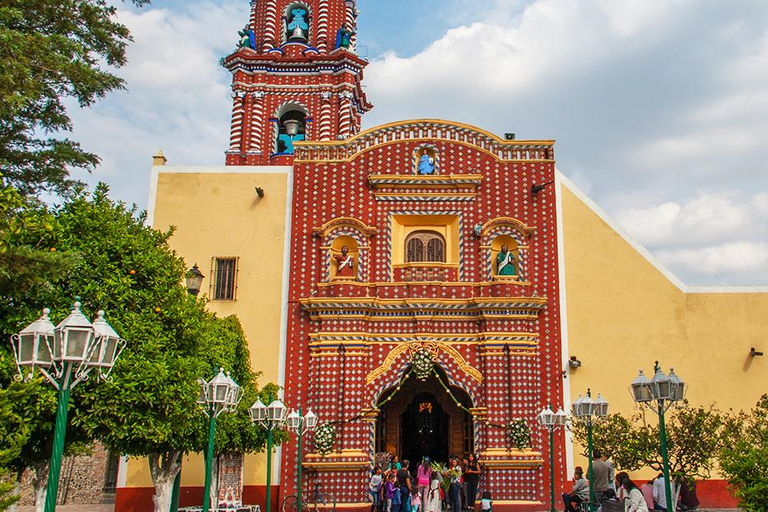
508 419 531 449
314 423 336 456
412 349 434 380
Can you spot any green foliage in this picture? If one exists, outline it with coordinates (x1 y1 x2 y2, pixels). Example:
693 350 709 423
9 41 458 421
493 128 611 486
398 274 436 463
0 0 149 197
719 395 768 512
508 419 531 449
0 385 30 510
572 402 724 483
0 184 275 491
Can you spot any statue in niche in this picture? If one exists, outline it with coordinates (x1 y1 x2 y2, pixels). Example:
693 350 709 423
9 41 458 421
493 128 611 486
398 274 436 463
336 24 354 49
287 8 309 41
333 246 355 278
496 244 517 276
417 153 436 175
238 25 256 50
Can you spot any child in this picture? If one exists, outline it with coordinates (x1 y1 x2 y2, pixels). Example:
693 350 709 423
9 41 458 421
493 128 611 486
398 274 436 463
480 491 492 512
370 466 383 512
425 471 442 512
385 472 399 512
411 488 422 512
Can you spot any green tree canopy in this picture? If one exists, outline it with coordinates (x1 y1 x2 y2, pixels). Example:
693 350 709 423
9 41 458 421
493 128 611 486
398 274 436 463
0 0 149 197
719 395 768 512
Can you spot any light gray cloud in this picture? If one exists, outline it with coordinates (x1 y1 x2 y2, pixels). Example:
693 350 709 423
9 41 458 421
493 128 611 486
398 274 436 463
66 0 768 285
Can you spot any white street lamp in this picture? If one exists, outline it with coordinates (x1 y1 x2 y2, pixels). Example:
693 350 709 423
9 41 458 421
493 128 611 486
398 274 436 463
571 389 610 512
11 302 127 512
538 404 567 512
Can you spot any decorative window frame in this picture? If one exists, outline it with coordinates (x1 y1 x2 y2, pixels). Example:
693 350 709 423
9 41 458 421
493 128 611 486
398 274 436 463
413 144 439 175
478 217 535 281
271 100 312 156
314 217 376 282
281 2 312 45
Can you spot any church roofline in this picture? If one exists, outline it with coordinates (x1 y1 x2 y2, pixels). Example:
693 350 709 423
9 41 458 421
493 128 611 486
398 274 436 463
296 119 555 149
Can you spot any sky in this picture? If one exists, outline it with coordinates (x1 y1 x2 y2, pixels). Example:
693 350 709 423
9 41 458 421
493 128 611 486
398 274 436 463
68 0 768 286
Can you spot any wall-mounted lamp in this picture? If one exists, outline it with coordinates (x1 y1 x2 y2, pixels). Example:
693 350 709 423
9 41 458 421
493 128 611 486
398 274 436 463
568 356 582 369
532 180 555 196
751 347 764 357
255 187 265 198
186 264 204 297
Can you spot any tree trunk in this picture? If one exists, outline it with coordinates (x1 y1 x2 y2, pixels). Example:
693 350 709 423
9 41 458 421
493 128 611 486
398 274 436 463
31 461 49 512
9 469 22 512
148 451 182 512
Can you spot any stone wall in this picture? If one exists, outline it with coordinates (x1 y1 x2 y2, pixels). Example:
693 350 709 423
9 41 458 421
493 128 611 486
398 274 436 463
19 442 117 506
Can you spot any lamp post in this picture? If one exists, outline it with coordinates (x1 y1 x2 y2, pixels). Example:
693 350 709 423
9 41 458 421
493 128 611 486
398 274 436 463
537 405 568 512
571 390 609 512
10 303 126 512
250 396 287 512
198 368 242 512
631 362 685 512
287 407 318 512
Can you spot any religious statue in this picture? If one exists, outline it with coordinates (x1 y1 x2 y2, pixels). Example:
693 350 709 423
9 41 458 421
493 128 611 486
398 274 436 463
336 24 355 49
496 244 517 276
238 25 257 50
333 246 355 278
287 8 309 41
417 153 436 175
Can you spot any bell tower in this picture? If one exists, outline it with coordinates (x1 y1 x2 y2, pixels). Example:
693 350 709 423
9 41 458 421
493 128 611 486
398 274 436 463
222 0 372 166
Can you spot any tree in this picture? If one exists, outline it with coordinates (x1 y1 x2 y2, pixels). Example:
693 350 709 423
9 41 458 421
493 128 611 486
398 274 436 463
718 395 768 512
0 185 277 511
572 402 724 483
0 0 149 198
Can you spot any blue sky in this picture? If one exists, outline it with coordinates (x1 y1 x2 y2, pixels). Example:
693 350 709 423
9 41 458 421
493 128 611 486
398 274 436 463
70 0 768 285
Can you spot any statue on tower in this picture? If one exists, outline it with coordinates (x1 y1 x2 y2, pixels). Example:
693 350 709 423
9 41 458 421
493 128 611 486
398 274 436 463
496 244 517 276
334 246 356 278
336 24 355 49
287 8 309 41
417 154 436 175
238 25 256 50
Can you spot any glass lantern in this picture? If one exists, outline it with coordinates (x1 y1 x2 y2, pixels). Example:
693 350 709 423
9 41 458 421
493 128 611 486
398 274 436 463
668 368 685 402
13 308 55 372
537 406 555 428
267 399 287 424
304 409 318 430
54 302 95 364
286 410 301 431
250 399 268 423
650 366 672 401
631 370 653 403
90 311 125 378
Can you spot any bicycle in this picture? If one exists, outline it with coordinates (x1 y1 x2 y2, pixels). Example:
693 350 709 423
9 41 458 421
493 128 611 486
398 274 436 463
282 483 337 512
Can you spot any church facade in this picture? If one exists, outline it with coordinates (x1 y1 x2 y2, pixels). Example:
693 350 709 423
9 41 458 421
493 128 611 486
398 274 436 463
116 1 768 511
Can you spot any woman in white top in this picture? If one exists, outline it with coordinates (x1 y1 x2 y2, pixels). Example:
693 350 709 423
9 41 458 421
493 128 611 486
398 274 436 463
619 474 649 512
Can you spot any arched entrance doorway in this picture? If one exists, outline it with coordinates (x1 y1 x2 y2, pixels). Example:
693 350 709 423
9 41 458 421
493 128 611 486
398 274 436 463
375 366 474 465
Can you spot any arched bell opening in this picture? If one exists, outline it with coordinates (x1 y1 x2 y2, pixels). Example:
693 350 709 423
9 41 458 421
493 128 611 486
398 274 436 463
375 363 474 466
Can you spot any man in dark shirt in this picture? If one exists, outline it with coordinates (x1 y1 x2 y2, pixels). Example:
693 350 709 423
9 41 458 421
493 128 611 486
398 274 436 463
397 459 412 512
590 450 611 504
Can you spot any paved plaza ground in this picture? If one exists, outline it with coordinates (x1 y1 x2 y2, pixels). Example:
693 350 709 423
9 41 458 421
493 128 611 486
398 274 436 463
14 507 743 512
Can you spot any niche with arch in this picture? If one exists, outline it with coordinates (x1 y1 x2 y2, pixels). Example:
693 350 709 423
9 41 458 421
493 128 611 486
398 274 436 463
283 3 311 44
414 145 438 175
330 235 359 281
491 235 519 279
274 103 308 155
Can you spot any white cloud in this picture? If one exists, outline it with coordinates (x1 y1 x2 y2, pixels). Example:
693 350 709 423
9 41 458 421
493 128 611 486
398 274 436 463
61 0 768 285
658 242 768 281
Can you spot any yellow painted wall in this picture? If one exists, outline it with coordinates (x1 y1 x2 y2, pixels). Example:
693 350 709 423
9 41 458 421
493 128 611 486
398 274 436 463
124 166 291 488
560 180 768 474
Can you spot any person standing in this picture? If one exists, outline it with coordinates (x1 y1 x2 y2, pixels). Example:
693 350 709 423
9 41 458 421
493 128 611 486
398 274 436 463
652 474 669 511
591 450 611 504
464 453 481 510
397 459 412 512
385 472 399 512
448 456 463 512
425 471 442 512
562 467 589 512
417 457 432 507
370 466 384 512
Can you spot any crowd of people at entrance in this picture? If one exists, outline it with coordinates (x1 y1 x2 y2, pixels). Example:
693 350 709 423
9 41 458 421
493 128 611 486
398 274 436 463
368 454 489 512
562 451 700 512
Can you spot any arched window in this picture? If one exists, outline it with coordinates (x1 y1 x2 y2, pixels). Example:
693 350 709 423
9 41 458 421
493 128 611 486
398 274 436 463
406 231 445 263
284 3 310 43
275 107 307 155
